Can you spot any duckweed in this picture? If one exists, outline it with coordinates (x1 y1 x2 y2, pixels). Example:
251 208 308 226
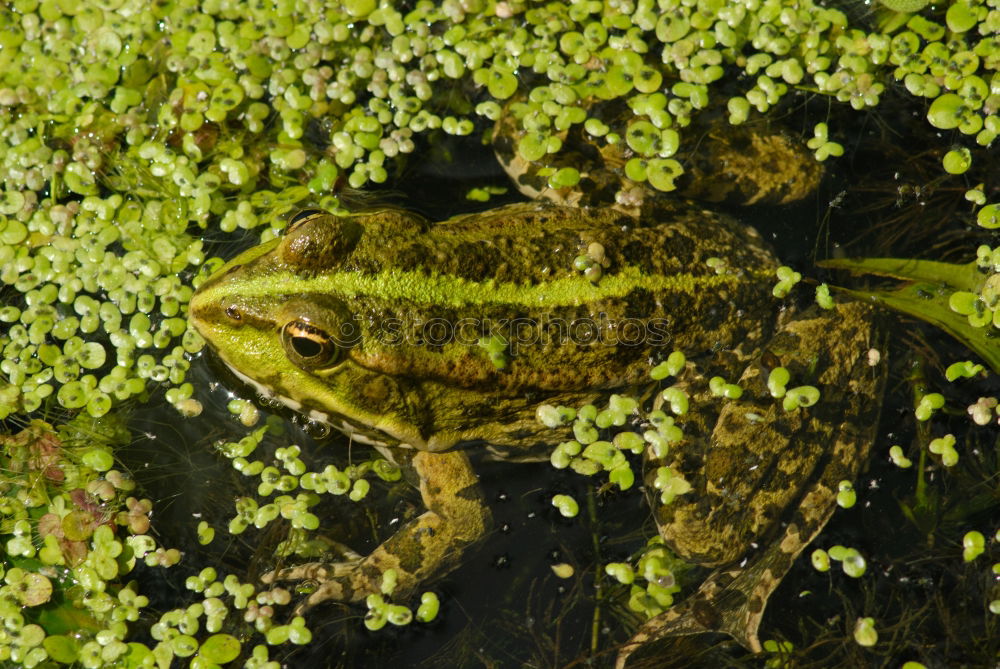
478 334 509 369
943 147 974 174
767 367 791 398
962 530 985 561
828 545 868 577
709 375 744 399
650 351 686 380
605 562 636 585
836 480 858 509
946 360 985 380
928 434 959 466
536 404 576 428
415 592 440 622
763 639 795 663
653 466 693 505
967 396 999 425
815 283 835 309
783 386 821 411
807 123 845 161
966 187 987 205
889 445 914 468
660 388 689 415
915 392 946 421
853 617 878 647
811 548 832 572
552 494 580 518
625 538 683 618
772 266 803 298
978 203 1000 229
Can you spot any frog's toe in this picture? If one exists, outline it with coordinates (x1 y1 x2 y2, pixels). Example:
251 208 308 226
295 578 357 614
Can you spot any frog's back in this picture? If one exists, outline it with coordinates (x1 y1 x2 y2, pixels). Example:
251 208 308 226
341 201 780 393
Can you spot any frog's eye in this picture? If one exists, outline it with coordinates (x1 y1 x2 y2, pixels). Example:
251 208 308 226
287 209 329 233
281 320 340 367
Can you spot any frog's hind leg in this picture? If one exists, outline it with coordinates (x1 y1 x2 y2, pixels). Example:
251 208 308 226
619 302 887 667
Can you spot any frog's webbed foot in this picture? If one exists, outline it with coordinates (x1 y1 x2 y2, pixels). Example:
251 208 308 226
615 506 818 668
263 450 491 612
616 568 757 669
262 557 366 613
262 539 367 612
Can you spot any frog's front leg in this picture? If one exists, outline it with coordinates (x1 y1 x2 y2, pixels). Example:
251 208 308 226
264 449 491 610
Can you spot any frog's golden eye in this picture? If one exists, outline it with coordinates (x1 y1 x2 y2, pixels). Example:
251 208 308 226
287 209 328 233
281 320 340 367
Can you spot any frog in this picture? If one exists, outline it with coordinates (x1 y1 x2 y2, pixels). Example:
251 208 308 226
186 109 886 662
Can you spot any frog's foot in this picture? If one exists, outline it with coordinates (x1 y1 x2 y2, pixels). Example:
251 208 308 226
616 490 828 668
263 450 491 613
261 540 366 611
616 565 762 669
492 92 821 212
262 558 368 613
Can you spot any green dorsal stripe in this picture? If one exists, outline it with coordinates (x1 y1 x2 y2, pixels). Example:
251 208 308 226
202 266 772 308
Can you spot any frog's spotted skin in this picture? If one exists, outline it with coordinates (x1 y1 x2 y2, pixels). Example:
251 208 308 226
620 301 885 665
188 109 884 658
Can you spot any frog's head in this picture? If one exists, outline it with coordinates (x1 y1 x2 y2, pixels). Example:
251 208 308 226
188 211 427 449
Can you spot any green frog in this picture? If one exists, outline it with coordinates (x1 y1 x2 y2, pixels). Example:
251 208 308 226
187 119 886 661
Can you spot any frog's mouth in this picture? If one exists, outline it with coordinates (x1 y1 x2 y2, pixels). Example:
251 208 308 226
215 355 401 450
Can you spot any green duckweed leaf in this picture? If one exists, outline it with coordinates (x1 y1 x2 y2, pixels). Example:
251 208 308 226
198 634 241 663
